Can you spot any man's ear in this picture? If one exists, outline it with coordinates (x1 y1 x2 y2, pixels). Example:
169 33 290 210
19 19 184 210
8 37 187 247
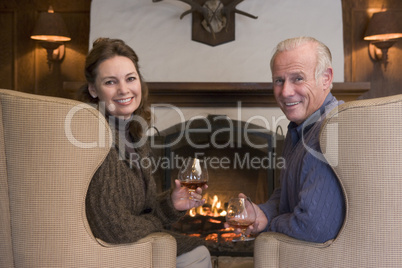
88 84 98 98
321 67 334 90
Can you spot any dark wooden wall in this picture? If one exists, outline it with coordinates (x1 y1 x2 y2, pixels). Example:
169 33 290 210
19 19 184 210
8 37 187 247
342 0 402 99
0 0 401 100
0 0 91 99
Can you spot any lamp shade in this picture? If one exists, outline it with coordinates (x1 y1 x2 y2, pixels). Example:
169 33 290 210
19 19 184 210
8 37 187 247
31 6 71 42
364 11 402 41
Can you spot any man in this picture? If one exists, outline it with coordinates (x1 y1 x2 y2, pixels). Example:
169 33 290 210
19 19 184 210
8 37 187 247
242 37 345 243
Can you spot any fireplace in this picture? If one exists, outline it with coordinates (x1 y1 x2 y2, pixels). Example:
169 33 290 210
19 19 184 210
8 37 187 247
149 114 284 256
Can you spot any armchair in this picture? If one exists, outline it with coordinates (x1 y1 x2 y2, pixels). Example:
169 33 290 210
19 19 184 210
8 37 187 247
0 89 176 267
254 94 402 267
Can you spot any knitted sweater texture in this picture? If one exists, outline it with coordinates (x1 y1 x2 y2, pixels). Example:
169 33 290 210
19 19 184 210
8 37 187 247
85 119 204 256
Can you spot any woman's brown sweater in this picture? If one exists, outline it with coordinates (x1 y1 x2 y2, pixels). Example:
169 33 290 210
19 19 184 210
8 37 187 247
85 119 204 256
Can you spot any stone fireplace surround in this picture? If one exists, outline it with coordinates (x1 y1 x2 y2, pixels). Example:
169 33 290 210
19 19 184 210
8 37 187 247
150 113 283 203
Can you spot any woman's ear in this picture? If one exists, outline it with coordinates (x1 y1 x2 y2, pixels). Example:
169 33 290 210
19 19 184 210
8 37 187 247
88 84 98 98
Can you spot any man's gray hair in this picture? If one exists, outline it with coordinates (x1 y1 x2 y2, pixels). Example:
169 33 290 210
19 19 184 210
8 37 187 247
270 36 333 89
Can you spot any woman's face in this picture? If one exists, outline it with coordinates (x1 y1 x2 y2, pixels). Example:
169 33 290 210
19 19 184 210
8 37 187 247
89 56 142 119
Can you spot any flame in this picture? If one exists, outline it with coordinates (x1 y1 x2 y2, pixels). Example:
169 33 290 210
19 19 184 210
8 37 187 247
189 194 227 217
211 195 218 209
189 208 197 217
208 218 222 224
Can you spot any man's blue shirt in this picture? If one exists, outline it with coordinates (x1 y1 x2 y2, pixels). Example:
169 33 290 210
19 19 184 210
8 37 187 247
258 93 345 243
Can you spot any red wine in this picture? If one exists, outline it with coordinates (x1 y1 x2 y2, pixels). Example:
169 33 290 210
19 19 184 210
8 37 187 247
180 181 207 190
227 219 253 229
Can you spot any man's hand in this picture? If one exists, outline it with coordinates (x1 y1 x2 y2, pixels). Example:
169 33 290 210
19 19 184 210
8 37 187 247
224 193 268 235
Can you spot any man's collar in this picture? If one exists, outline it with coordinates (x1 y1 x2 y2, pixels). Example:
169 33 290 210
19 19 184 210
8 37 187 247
287 92 336 144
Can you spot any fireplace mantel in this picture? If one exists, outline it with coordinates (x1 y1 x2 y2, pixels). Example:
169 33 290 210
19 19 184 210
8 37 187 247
147 82 370 107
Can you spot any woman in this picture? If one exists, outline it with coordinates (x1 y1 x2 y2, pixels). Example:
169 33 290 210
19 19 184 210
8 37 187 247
78 38 211 267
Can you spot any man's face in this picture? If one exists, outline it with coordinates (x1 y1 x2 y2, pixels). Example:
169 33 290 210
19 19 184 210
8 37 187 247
272 43 332 125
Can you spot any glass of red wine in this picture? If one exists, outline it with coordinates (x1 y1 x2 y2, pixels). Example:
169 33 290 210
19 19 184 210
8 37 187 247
226 197 256 242
178 157 209 195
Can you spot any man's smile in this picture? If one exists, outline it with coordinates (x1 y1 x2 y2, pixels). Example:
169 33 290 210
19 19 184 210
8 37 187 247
285 101 301 106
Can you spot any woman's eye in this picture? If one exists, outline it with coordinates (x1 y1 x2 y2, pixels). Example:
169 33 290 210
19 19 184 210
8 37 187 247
127 76 136 82
105 80 115 85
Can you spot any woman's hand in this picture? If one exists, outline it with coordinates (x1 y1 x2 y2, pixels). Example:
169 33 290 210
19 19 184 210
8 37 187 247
171 179 207 211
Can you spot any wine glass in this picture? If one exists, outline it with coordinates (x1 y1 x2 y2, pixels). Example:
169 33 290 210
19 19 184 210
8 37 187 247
226 197 256 242
177 157 209 195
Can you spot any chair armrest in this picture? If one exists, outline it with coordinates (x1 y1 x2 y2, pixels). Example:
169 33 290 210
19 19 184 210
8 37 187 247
96 232 176 268
254 232 333 268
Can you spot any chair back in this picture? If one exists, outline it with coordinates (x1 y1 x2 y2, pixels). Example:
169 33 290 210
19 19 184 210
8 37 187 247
254 94 402 267
319 94 402 266
0 89 132 267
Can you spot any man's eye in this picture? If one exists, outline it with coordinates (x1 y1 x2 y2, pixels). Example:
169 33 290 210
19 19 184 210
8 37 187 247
295 77 303 82
274 79 284 84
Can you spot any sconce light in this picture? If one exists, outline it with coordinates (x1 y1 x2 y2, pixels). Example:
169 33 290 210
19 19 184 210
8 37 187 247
31 6 71 69
364 10 402 70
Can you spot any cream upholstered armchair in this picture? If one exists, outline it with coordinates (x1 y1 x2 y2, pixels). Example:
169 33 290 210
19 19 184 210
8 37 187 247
254 94 402 268
0 89 176 268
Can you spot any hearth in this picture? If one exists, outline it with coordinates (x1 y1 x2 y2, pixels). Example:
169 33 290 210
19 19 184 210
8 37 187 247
171 207 257 256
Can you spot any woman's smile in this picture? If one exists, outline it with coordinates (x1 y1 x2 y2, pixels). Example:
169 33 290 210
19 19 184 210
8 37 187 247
115 97 134 104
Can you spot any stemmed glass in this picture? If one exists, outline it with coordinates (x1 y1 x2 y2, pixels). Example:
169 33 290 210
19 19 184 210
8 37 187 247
226 197 256 242
177 157 209 195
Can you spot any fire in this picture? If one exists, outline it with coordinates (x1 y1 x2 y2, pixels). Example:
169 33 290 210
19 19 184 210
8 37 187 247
189 208 197 217
189 194 227 217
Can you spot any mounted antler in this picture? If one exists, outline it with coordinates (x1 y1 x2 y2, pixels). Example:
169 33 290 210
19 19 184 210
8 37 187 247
152 0 258 46
221 0 258 31
153 0 217 38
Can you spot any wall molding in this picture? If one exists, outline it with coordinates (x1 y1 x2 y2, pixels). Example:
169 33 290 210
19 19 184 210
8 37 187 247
148 82 370 107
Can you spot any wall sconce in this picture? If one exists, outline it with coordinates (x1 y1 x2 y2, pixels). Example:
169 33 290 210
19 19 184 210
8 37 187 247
31 6 71 69
364 10 402 70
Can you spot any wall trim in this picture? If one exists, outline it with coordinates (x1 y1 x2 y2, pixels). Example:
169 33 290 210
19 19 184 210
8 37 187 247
148 82 370 107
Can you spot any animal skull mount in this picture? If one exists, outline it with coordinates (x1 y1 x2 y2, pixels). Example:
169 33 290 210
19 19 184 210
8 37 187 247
152 0 258 46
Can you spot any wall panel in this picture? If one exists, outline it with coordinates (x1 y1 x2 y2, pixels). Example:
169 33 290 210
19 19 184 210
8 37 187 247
0 0 91 98
342 0 402 99
0 10 14 90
